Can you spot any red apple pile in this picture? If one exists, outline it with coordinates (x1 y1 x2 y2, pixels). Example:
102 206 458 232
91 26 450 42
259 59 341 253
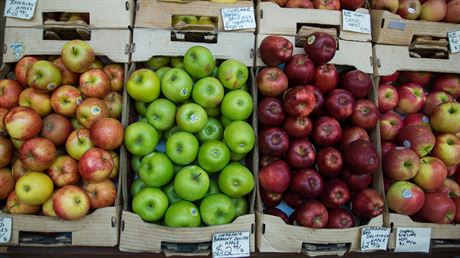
379 71 460 224
257 34 384 229
0 40 124 220
262 0 365 11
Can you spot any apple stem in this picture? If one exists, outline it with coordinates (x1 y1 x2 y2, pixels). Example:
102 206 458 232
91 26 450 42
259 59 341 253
193 172 201 180
76 130 84 144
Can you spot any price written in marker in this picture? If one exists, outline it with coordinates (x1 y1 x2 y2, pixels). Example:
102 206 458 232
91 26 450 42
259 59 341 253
448 30 460 54
212 231 250 258
221 7 256 31
395 227 431 253
4 0 37 20
342 10 371 34
360 226 390 252
0 217 12 244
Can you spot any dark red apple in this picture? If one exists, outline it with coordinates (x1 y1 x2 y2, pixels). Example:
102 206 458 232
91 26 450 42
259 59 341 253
342 167 372 191
304 85 324 117
317 147 343 178
341 70 372 99
403 113 430 128
320 178 351 209
285 0 314 8
257 67 289 97
312 64 338 94
312 116 342 147
264 207 290 224
258 97 286 126
284 190 307 208
284 54 315 85
259 36 294 66
304 32 337 64
344 140 379 174
380 71 400 84
340 0 365 10
381 141 396 156
259 127 290 157
259 155 280 167
290 168 324 199
286 139 316 169
327 208 355 228
283 116 313 138
399 71 432 88
378 84 399 113
260 188 284 208
352 188 384 219
325 89 355 120
351 99 379 130
418 192 456 224
259 160 291 193
283 86 316 117
339 126 370 151
295 200 328 228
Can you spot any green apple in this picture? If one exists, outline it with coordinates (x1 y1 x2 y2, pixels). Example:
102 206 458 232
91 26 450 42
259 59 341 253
161 68 193 103
233 197 249 217
203 179 221 199
171 57 184 69
205 106 221 117
224 121 255 154
198 140 230 173
61 40 95 73
198 16 214 25
127 69 161 103
221 89 253 121
196 117 224 143
200 193 235 226
217 59 248 90
146 98 176 131
184 46 216 79
65 129 94 160
135 101 150 116
211 66 219 78
164 200 201 228
139 152 174 188
218 162 254 198
172 16 199 26
124 122 159 156
132 187 169 222
166 131 199 165
163 181 182 204
146 56 170 70
174 165 210 201
155 67 172 80
176 103 208 133
130 178 146 197
230 151 247 161
71 117 84 129
164 125 183 140
192 77 224 108
131 155 142 173
220 115 232 127
239 83 250 92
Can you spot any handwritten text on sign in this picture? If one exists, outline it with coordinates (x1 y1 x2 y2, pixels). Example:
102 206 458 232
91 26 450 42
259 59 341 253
4 0 37 20
395 227 431 253
448 30 460 54
212 231 250 258
342 10 371 34
0 217 12 244
221 7 256 31
360 226 390 251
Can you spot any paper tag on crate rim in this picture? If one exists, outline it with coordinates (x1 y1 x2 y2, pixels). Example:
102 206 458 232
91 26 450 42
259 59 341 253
360 226 390 252
448 30 460 54
0 217 12 244
342 10 371 34
212 231 250 258
4 0 37 20
394 227 431 253
221 7 256 31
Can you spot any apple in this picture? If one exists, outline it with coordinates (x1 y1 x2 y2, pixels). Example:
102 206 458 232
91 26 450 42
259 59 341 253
0 136 13 168
76 98 109 129
198 140 230 173
284 190 307 208
341 70 372 99
171 57 184 69
433 134 460 166
50 85 83 117
327 208 355 228
200 193 235 225
107 151 119 179
344 140 379 174
380 111 404 141
430 102 460 134
414 156 447 191
41 114 72 146
305 85 325 117
89 118 124 150
257 67 289 98
83 179 117 209
161 68 193 103
217 59 248 90
398 124 435 157
386 181 425 215
304 32 337 64
445 0 460 23
321 178 351 209
53 57 79 86
397 0 422 20
283 86 316 117
258 97 285 126
127 69 161 103
340 0 365 10
419 192 455 224
79 147 113 183
420 0 447 21
203 179 221 200
264 207 289 224
42 195 57 217
325 89 355 120
314 0 340 9
223 121 255 154
162 181 180 204
6 191 40 214
339 126 370 151
103 64 124 92
351 99 379 129
0 79 22 109
26 60 62 92
12 159 29 181
19 88 52 117
290 168 324 199
79 68 111 98
259 127 289 157
317 147 343 178
260 188 283 207
61 40 95 73
259 155 280 167
259 160 291 193
378 84 399 113
312 116 342 146
4 106 43 140
192 77 224 108
15 56 39 85
258 35 293 66
164 200 201 227
53 185 90 220
383 147 420 180
295 200 328 228
166 131 199 165
196 117 224 143
48 155 80 187
284 54 315 85
342 167 372 190
0 168 15 200
286 0 314 7
312 64 338 94
396 83 425 114
19 137 56 171
139 152 174 188
0 107 8 135
286 139 316 169
399 71 432 88
174 165 209 201
172 15 198 26
16 172 54 205
403 113 430 128
423 91 453 116
441 178 460 197
352 188 384 218
218 162 254 198
132 187 168 222
453 197 460 223
145 98 176 131
221 89 253 121
146 56 170 70
283 116 312 139
183 46 215 79
65 129 94 160
103 92 123 119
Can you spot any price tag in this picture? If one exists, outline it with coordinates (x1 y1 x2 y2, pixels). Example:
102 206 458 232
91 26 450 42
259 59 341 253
342 10 371 34
360 226 390 252
221 7 256 31
395 227 431 253
0 217 12 244
212 231 250 258
448 30 460 54
4 0 37 20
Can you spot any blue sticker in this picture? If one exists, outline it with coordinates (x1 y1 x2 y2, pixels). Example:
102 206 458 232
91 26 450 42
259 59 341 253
10 41 25 59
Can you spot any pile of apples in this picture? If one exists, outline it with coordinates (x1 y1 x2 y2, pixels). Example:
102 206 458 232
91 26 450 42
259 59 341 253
378 71 460 223
257 34 384 228
0 40 124 220
124 46 255 227
372 0 459 23
262 0 365 12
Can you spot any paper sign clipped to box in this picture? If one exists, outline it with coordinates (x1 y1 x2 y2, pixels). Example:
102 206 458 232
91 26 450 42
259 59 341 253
0 217 12 244
4 0 37 20
342 10 371 34
221 7 256 31
395 227 431 253
212 232 250 258
360 226 390 252
448 30 460 54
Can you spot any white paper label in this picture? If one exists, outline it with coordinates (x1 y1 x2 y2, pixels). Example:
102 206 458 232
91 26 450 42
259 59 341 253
448 30 460 54
0 217 12 244
342 10 371 34
395 227 431 253
360 226 390 252
212 231 250 258
221 7 256 31
4 0 37 20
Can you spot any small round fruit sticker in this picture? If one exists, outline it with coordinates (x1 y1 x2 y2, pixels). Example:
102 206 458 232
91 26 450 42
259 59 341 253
408 7 416 14
91 106 101 115
402 189 412 199
190 207 198 216
403 140 411 149
47 83 57 91
307 35 316 45
76 97 83 105
180 88 188 96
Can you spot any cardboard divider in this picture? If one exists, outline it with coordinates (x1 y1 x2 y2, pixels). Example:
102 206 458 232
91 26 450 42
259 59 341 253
370 10 460 46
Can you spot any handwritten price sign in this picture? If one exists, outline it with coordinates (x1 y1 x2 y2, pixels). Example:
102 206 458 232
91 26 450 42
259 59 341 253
212 232 250 258
0 217 12 244
342 10 371 34
395 227 431 253
4 0 37 20
221 7 256 31
448 31 460 54
360 226 390 252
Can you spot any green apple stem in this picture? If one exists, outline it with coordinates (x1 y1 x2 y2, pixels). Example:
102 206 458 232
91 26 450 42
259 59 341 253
76 130 84 144
193 172 201 180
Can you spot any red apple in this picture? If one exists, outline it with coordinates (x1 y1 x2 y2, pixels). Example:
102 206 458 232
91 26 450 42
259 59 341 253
433 133 460 167
286 139 316 169
441 178 460 197
285 0 314 7
339 126 370 151
303 32 337 64
19 137 56 171
41 114 73 146
284 190 307 207
418 192 455 223
90 118 124 150
12 159 28 181
259 155 280 167
53 185 90 220
290 168 324 199
0 168 15 200
447 165 457 177
283 116 313 138
403 113 430 128
432 74 460 98
383 147 420 180
259 160 291 194
79 68 111 98
19 88 52 117
313 0 341 10
381 141 396 156
47 155 80 187
387 181 425 215
260 188 284 207
420 0 447 22
327 208 355 228
4 106 43 140
79 147 113 183
264 207 290 224
312 64 338 94
15 56 39 86
351 99 379 130
352 188 384 219
83 179 117 209
380 111 404 141
50 85 83 117
340 0 365 9
312 116 342 147
445 0 460 23
296 200 328 228
258 127 290 157
344 140 379 175
0 136 13 168
53 57 79 86
103 92 123 119
259 36 294 66
258 97 286 126
76 98 109 129
413 156 447 191
399 71 432 88
284 54 315 85
398 124 435 157
0 79 22 109
397 0 422 20
325 89 355 120
283 86 316 117
342 167 372 190
341 70 372 99
378 84 399 113
423 91 453 116
266 0 289 6
396 83 425 114
380 71 400 84
6 191 40 214
103 64 124 92
0 107 8 135
257 67 289 97
320 178 351 209
317 147 343 178
304 85 324 117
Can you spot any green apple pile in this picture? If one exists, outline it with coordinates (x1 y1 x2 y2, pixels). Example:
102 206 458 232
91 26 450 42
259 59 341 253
125 46 256 227
0 40 124 221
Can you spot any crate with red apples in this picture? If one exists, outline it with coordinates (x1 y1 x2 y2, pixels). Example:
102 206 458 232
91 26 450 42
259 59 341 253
255 30 386 255
374 44 460 249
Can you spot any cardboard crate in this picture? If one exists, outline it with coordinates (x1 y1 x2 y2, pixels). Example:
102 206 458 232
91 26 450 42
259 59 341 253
374 44 460 249
119 34 257 254
371 9 460 46
256 1 371 42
